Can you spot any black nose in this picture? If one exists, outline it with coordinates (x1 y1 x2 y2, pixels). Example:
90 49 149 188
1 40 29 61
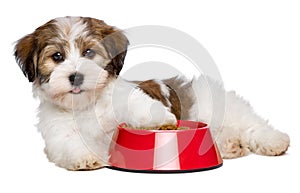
69 73 84 86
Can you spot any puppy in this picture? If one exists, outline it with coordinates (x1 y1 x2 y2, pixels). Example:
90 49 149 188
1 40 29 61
14 16 290 170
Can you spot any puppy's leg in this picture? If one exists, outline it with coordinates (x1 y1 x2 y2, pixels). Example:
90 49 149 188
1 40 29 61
222 91 290 157
192 77 290 158
215 92 290 158
215 126 250 159
246 125 290 156
124 89 177 128
40 122 104 170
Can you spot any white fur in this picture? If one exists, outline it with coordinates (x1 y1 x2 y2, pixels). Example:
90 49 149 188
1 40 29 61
36 60 109 110
55 17 89 42
36 77 177 170
190 76 290 158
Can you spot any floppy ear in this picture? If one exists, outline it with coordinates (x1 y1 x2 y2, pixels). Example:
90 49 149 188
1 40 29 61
101 28 129 76
14 34 37 82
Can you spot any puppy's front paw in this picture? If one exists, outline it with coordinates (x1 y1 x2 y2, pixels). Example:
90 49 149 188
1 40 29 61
129 101 177 128
220 138 250 159
137 111 176 128
67 154 104 171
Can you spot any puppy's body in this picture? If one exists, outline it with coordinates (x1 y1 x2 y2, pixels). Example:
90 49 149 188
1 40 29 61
15 17 290 170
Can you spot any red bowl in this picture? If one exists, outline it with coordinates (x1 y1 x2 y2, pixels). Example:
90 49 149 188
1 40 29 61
108 120 223 173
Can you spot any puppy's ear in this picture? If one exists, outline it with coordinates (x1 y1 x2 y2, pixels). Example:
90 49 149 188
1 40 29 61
101 28 129 76
85 18 129 76
14 34 37 82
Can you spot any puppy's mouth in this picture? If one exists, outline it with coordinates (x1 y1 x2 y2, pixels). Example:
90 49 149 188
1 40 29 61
70 87 84 94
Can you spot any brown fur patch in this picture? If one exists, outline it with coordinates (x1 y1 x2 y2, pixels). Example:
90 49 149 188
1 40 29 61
137 77 196 120
74 37 107 59
138 80 170 107
163 77 195 120
14 33 36 82
137 80 182 119
35 21 69 84
167 85 181 119
83 18 129 76
14 19 66 83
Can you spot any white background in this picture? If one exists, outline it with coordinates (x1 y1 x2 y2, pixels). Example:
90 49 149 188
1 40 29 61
1 0 299 192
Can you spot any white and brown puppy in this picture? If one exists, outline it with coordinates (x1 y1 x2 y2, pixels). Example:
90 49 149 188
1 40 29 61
14 16 290 170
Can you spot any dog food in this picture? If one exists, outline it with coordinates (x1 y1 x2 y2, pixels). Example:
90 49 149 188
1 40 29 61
124 124 190 130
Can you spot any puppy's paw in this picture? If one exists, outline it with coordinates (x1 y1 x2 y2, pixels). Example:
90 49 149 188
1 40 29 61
157 110 177 126
67 154 104 171
220 138 250 159
129 101 177 128
251 131 290 156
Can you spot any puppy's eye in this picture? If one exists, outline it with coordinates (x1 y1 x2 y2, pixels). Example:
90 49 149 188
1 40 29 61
52 52 64 63
83 49 96 59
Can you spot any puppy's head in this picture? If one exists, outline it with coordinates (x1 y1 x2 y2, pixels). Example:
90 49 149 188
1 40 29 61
14 17 129 110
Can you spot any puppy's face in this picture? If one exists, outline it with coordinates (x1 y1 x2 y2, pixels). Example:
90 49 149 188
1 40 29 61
15 17 128 110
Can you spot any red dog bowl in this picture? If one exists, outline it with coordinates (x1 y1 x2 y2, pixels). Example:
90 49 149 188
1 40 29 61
108 120 223 173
